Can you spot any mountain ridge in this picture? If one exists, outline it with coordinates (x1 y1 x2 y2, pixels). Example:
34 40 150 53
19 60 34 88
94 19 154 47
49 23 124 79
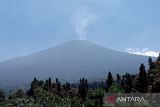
0 40 150 90
0 40 148 63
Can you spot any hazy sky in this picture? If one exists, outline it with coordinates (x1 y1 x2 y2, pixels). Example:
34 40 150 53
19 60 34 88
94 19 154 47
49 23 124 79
0 0 160 61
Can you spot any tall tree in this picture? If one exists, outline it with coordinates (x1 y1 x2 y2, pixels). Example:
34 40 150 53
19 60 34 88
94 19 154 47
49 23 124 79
44 80 49 91
56 78 59 84
48 77 52 90
78 77 88 101
121 73 134 93
139 63 148 92
116 74 121 85
106 72 113 92
56 79 61 92
148 57 154 69
125 73 134 93
85 79 89 90
27 78 39 96
148 56 160 92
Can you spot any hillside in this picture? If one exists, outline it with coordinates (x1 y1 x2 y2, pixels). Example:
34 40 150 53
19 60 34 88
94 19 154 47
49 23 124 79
0 40 149 90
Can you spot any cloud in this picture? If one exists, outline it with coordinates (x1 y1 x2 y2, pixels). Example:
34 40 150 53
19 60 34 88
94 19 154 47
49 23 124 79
72 7 98 40
126 48 159 57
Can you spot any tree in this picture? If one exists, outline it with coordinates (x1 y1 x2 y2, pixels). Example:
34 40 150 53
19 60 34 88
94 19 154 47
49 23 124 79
48 77 52 90
27 78 38 96
106 72 113 92
85 79 89 90
125 73 134 93
63 82 71 91
139 63 148 92
34 77 37 83
148 56 160 92
55 78 61 92
56 78 59 84
44 80 49 90
132 74 140 93
78 77 88 101
121 73 134 93
116 74 121 84
148 57 154 69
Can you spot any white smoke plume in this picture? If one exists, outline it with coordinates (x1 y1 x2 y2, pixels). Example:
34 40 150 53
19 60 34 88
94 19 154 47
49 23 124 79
72 8 98 40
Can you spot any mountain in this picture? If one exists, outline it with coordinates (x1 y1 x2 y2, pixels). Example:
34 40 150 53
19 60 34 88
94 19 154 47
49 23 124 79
0 40 150 90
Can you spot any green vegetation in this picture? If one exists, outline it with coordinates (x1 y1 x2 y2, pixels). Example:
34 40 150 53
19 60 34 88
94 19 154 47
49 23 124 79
0 55 160 107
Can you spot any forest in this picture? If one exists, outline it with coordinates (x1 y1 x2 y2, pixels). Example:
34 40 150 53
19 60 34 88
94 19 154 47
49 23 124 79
0 55 160 107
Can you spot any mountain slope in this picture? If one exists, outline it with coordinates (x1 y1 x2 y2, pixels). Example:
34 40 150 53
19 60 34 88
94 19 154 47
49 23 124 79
0 40 149 90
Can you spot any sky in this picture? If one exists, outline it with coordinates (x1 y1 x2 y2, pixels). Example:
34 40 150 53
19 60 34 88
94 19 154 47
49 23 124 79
0 0 160 61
